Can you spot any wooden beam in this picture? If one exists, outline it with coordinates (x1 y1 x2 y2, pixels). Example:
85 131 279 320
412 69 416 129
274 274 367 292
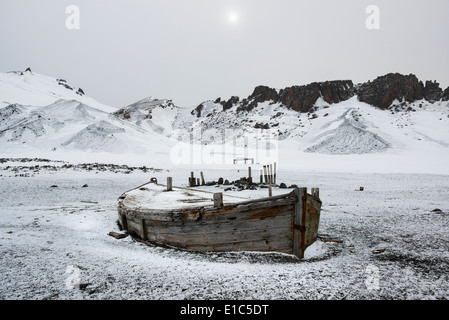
141 219 147 240
293 187 307 258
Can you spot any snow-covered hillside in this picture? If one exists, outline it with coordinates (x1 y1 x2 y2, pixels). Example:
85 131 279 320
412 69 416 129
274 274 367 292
0 70 115 113
0 70 177 159
1 69 448 174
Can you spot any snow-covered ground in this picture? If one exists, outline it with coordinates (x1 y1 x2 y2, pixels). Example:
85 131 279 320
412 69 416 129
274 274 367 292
1 161 448 300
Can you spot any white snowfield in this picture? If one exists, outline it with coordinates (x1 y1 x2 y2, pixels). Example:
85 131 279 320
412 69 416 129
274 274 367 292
0 70 448 300
0 166 448 300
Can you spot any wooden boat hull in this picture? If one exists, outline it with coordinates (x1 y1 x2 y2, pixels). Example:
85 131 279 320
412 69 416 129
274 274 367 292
117 186 321 258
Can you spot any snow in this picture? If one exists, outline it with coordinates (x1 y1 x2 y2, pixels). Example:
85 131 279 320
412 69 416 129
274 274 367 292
0 71 117 113
0 163 448 300
123 183 293 210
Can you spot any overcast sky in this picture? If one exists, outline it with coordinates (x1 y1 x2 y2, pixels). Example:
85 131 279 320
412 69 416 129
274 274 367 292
1 0 448 108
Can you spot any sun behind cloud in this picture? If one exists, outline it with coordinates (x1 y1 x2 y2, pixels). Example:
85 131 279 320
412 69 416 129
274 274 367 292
228 12 239 24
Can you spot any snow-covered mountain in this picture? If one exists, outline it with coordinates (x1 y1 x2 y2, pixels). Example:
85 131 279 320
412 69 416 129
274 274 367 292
1 69 448 172
0 70 176 158
186 75 449 149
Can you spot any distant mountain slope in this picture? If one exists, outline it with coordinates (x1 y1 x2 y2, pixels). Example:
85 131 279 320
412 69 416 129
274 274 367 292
0 70 176 155
0 69 116 113
0 69 448 161
177 73 449 155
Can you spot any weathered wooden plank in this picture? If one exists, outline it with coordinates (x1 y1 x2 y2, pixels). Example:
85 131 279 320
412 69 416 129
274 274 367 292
119 206 202 222
200 172 205 185
304 196 321 248
141 219 147 240
139 211 293 235
293 188 307 258
147 227 293 253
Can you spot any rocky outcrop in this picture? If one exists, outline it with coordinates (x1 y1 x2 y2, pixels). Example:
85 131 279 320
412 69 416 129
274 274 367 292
276 80 355 112
357 73 425 109
423 81 443 103
191 103 204 118
249 85 279 103
217 73 445 115
223 96 240 111
443 87 449 101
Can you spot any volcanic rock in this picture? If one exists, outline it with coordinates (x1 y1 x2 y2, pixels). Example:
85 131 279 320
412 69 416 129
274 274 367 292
357 73 424 109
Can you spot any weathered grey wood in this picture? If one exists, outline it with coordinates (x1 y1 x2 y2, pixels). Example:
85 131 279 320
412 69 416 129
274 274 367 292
213 193 223 208
293 188 307 258
274 162 277 184
118 183 321 258
108 232 128 239
260 169 263 184
167 177 173 191
263 165 268 184
248 167 252 184
189 172 195 187
200 172 205 185
141 219 147 240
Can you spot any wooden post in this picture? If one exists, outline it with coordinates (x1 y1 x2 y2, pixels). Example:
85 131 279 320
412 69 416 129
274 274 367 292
213 193 223 208
248 167 252 184
260 169 263 184
268 164 273 197
197 178 200 186
268 178 272 197
269 164 273 184
274 162 277 184
167 177 173 191
121 214 128 231
189 172 195 187
293 187 308 259
263 165 268 184
200 172 205 185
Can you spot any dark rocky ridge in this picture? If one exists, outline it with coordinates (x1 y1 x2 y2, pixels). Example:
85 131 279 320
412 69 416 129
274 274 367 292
213 73 447 114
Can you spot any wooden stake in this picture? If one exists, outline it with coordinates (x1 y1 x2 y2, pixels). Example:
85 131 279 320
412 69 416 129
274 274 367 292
189 172 195 187
274 162 277 184
248 167 252 184
260 169 263 184
268 164 273 197
167 177 173 191
200 172 205 185
263 165 268 184
269 164 273 184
